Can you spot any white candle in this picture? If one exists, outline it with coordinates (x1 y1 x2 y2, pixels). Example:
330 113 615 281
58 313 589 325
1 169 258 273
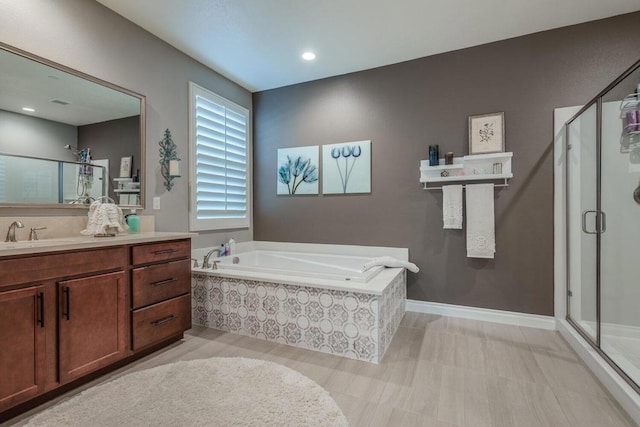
169 160 180 176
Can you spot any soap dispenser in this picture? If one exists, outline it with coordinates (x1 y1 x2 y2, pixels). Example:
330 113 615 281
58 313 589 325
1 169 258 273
126 209 140 233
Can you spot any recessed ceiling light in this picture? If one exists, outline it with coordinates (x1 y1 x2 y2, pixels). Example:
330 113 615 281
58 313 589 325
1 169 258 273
22 107 35 112
302 52 316 61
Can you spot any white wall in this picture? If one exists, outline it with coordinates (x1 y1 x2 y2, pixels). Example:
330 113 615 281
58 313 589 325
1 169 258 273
0 0 252 248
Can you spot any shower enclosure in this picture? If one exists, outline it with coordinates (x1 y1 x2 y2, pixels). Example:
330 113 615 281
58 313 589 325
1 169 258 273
564 58 640 393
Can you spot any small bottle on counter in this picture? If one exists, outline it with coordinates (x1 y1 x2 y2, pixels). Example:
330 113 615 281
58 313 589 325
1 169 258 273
126 209 140 233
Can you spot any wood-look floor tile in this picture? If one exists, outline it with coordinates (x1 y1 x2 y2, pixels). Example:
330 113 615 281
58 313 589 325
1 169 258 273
11 314 637 427
484 337 548 386
488 376 570 427
534 350 608 398
519 325 578 359
554 387 635 427
419 331 456 365
482 321 527 345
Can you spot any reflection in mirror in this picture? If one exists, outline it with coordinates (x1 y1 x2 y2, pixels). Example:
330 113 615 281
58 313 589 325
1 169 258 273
0 153 106 204
0 42 145 208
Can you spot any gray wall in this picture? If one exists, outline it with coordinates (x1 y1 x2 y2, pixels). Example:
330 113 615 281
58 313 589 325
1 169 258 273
0 0 252 248
253 12 640 316
0 109 77 161
78 115 141 201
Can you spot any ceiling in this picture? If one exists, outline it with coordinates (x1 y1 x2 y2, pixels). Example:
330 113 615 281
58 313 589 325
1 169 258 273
96 0 640 92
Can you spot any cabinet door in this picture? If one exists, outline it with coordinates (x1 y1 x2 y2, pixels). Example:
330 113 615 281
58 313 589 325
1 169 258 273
0 286 46 411
58 271 127 384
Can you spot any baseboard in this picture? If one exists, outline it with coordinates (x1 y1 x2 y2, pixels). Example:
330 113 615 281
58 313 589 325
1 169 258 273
405 299 556 330
558 320 640 425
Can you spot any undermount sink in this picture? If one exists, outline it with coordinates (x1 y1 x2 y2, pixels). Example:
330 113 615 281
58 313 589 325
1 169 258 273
0 239 76 250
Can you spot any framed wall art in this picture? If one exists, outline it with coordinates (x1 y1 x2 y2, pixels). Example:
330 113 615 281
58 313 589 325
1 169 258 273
119 156 132 178
322 140 371 194
468 112 505 155
276 146 319 195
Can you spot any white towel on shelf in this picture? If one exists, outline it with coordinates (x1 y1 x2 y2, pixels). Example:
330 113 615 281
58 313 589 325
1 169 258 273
465 184 495 259
362 256 420 273
442 185 463 229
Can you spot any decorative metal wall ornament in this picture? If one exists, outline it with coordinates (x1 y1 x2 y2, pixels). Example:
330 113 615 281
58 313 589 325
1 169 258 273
159 128 181 191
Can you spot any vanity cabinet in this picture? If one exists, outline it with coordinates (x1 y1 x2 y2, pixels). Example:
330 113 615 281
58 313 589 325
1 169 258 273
0 236 192 419
130 240 191 352
0 286 46 411
58 271 127 384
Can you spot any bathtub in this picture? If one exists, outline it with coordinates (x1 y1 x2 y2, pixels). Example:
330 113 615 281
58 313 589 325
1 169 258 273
211 250 383 283
191 241 408 363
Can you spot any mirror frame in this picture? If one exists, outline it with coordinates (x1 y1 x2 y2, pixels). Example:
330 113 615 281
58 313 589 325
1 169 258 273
0 41 146 209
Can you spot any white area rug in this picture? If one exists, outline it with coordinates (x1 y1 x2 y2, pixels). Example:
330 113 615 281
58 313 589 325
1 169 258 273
25 357 348 427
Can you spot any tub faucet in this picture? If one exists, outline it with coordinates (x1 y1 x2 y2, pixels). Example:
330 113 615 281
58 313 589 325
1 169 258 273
5 221 24 242
203 248 221 269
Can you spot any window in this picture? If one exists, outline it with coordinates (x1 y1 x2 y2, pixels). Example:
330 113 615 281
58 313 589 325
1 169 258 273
189 82 251 231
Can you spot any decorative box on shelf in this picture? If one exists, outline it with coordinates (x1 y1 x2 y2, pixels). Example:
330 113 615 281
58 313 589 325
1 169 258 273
420 152 513 190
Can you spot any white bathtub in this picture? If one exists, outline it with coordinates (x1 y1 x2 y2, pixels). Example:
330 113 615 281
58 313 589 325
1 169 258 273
191 242 408 363
211 250 383 283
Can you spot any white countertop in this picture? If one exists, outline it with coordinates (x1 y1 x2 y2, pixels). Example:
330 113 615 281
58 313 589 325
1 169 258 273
0 232 196 258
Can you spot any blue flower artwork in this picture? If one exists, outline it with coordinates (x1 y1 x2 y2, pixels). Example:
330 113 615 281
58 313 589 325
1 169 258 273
322 140 371 194
276 146 319 195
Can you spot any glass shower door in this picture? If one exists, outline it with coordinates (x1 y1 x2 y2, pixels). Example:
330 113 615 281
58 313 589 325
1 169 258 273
566 103 599 343
600 67 640 388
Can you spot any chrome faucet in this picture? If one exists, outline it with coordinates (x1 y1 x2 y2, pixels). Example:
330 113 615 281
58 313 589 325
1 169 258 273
5 221 24 242
29 226 47 241
203 248 221 269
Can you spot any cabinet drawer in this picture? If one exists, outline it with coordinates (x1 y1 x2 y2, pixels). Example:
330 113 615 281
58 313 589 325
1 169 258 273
132 294 191 351
131 240 190 265
0 247 126 288
132 259 190 309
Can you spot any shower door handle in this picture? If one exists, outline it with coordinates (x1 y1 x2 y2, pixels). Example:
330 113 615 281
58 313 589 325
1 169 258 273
582 210 598 234
599 211 606 234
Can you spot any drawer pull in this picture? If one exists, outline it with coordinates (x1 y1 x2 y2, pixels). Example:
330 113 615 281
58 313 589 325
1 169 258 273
152 315 177 326
63 287 70 320
37 292 44 328
152 249 179 256
151 278 177 287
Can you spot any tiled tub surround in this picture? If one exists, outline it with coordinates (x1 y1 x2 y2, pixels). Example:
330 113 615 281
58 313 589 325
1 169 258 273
191 241 409 363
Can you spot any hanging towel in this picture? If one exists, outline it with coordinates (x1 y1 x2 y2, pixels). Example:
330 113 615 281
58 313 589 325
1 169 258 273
362 256 420 273
442 185 463 229
466 183 495 259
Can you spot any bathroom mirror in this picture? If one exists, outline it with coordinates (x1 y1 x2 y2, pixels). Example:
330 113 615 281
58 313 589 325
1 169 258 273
0 42 145 208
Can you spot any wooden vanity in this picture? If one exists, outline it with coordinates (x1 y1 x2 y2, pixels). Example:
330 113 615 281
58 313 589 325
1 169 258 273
0 234 193 419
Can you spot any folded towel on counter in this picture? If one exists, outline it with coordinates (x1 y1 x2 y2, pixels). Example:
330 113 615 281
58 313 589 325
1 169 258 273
442 185 463 229
362 256 420 273
81 200 126 236
466 183 495 258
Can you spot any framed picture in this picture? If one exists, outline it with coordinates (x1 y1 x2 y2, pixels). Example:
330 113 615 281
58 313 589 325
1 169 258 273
322 140 371 194
276 146 319 195
468 112 505 155
119 156 132 178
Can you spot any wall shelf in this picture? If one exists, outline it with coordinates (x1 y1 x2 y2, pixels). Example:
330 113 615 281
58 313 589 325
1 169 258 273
420 152 513 190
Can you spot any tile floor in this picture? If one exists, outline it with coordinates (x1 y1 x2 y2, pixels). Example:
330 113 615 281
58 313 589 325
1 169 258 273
6 312 637 427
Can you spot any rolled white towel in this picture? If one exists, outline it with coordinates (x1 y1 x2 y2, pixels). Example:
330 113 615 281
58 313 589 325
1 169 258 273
362 256 420 273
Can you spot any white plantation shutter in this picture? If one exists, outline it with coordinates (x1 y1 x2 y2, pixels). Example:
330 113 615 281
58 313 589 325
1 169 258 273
189 83 251 231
